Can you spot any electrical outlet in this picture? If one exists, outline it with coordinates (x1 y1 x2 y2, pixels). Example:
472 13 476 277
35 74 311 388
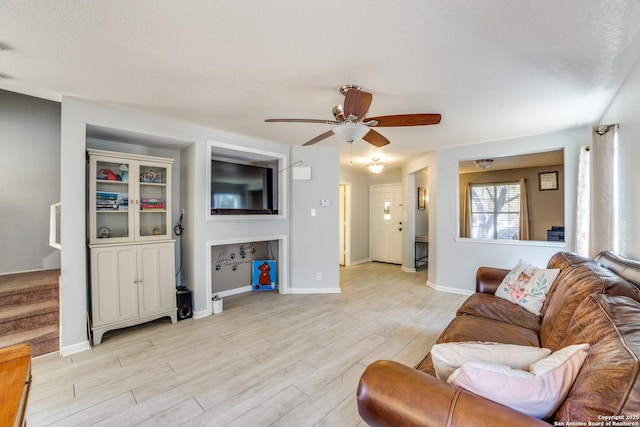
316 272 321 281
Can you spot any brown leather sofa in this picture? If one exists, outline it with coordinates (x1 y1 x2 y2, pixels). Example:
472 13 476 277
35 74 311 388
357 251 640 426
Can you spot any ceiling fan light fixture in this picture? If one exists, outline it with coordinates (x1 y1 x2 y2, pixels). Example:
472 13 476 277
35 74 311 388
332 122 370 142
474 159 494 170
368 158 385 174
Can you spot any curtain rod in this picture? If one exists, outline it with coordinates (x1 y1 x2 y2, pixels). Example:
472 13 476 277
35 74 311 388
594 124 618 136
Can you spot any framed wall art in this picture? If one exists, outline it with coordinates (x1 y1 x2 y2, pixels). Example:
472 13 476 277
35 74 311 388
539 171 558 191
418 187 426 210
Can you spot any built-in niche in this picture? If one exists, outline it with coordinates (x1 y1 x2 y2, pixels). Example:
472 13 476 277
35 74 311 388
459 150 564 242
210 239 281 296
208 141 287 219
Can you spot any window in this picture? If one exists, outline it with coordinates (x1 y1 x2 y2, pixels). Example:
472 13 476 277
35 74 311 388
469 182 520 240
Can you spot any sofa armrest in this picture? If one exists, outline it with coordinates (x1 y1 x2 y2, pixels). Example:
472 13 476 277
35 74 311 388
357 360 548 427
476 267 510 293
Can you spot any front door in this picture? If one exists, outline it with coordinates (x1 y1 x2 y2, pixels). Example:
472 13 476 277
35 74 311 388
370 184 403 264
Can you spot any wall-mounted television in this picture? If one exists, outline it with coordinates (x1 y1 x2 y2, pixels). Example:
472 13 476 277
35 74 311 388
210 159 278 215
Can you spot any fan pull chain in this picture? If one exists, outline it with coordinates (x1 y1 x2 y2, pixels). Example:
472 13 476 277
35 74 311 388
349 141 353 166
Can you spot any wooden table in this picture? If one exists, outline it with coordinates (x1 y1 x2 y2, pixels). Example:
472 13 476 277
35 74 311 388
0 343 32 427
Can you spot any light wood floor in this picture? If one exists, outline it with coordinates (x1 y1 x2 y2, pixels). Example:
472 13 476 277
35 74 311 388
28 263 467 427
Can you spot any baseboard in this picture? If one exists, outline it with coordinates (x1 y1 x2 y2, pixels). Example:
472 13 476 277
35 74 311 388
426 281 474 296
350 258 371 266
401 265 417 273
212 286 252 299
193 309 211 319
289 287 341 294
60 340 91 357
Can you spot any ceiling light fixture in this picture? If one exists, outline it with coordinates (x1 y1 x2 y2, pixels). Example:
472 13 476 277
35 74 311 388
332 122 370 142
474 159 494 170
368 158 385 174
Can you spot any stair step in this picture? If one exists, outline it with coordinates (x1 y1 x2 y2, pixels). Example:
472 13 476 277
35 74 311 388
0 269 60 308
0 325 59 357
0 300 59 335
0 269 60 356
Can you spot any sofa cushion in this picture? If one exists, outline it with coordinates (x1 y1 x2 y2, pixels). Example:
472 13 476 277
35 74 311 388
540 252 597 318
435 315 541 347
595 250 640 290
554 294 640 422
431 342 551 380
415 315 541 376
457 292 541 331
546 251 595 271
494 259 559 315
540 262 637 351
448 343 589 419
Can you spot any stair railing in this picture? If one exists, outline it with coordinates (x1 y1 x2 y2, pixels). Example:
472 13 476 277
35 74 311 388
49 202 61 250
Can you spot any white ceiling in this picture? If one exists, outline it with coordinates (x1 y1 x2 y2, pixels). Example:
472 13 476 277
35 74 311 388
2 1 640 172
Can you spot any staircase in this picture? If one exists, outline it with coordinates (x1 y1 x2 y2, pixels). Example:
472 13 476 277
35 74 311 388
0 269 60 357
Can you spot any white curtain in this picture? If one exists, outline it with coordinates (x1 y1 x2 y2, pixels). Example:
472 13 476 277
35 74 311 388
589 124 618 257
519 178 530 240
575 145 590 256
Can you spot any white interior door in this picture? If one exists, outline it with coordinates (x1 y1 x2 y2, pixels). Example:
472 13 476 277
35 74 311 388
370 184 403 264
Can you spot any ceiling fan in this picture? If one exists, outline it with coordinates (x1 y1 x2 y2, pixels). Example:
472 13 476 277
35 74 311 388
265 85 441 147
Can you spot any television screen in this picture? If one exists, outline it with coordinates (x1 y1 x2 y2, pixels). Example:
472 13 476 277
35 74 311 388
211 159 277 214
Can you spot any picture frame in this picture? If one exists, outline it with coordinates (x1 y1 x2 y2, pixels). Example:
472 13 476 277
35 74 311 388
539 171 558 191
418 187 426 210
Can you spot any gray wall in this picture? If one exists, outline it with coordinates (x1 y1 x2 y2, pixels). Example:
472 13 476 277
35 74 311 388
0 90 61 274
339 167 370 264
415 171 429 236
291 145 340 292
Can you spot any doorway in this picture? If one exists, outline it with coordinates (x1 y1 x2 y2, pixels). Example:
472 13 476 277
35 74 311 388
370 183 403 264
339 183 351 266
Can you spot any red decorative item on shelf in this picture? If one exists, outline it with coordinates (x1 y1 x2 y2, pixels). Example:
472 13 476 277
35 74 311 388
97 169 119 181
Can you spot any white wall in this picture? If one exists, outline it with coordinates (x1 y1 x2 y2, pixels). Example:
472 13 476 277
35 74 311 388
406 128 588 294
0 90 61 274
599 56 640 259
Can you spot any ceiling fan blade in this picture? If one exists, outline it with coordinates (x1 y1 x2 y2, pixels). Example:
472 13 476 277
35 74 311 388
303 130 335 146
265 118 339 124
363 129 390 147
343 90 373 119
367 113 441 127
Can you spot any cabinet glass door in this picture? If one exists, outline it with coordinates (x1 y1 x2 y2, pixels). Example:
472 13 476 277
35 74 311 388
137 161 170 240
92 158 133 244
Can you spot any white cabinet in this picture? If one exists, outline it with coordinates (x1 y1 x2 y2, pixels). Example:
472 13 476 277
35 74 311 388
88 149 172 245
88 150 177 345
89 242 178 344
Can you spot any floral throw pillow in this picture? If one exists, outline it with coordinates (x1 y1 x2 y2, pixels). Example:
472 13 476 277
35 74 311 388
495 259 560 315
